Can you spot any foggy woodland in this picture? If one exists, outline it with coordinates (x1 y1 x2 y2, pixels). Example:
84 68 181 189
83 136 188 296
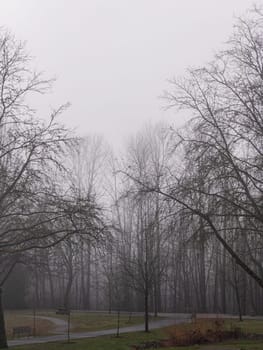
0 5 263 347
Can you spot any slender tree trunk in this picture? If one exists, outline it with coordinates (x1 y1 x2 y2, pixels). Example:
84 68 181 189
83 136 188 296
47 266 55 308
41 272 46 308
199 244 206 312
221 253 227 313
0 289 7 349
233 262 243 321
108 280 112 314
85 244 91 309
234 281 243 321
64 268 73 310
144 284 149 332
95 250 99 310
213 248 219 313
80 243 85 309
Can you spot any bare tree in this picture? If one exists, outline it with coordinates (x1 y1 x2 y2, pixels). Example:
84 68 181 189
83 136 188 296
159 7 263 290
0 31 105 348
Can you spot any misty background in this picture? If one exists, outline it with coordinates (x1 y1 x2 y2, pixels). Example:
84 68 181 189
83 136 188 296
0 2 263 348
0 0 253 148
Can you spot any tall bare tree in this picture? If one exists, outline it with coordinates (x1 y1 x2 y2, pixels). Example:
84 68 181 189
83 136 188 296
162 7 263 289
0 31 105 348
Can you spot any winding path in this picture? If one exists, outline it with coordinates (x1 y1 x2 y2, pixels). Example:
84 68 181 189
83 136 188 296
8 315 190 348
10 312 262 347
28 315 68 334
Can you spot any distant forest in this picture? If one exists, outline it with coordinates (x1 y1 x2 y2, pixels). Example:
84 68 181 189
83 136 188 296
2 6 263 321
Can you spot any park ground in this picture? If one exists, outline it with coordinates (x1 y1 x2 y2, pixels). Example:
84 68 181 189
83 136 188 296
5 311 263 350
10 330 263 350
5 310 154 337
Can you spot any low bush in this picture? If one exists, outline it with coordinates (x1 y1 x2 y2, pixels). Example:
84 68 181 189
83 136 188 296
163 319 243 347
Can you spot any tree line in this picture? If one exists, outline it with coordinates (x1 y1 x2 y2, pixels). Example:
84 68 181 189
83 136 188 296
1 5 263 348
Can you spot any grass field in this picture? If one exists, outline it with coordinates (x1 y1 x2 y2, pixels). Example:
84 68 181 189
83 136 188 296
5 313 263 349
10 330 263 350
69 312 154 332
172 318 263 335
225 319 263 335
4 310 156 337
5 311 53 338
35 310 156 332
8 317 263 350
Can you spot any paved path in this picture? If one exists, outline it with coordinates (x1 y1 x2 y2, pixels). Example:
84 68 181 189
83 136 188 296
25 315 68 334
10 312 261 347
8 316 189 347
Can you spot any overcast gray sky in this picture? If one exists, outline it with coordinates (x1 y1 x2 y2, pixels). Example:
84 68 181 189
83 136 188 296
0 0 253 148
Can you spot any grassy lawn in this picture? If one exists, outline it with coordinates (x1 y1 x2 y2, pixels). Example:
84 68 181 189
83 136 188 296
69 312 155 332
225 319 263 335
6 314 263 349
5 311 53 338
10 330 263 350
36 310 155 332
5 310 158 336
11 329 167 350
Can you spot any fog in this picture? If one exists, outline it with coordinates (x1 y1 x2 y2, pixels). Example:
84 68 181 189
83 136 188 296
0 0 253 148
1 3 263 348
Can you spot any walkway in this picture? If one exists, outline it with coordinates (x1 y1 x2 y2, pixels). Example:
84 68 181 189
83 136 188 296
8 316 189 347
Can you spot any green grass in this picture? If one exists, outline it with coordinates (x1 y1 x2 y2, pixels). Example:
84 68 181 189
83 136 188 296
11 328 165 350
11 332 263 350
225 319 263 335
36 311 156 332
5 310 158 334
170 340 263 349
69 313 153 332
7 314 263 350
167 339 263 349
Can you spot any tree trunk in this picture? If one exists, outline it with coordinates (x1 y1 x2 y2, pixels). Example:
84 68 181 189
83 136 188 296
234 279 243 321
85 244 91 309
80 243 85 309
47 265 55 308
64 268 73 310
0 289 7 349
144 285 149 332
